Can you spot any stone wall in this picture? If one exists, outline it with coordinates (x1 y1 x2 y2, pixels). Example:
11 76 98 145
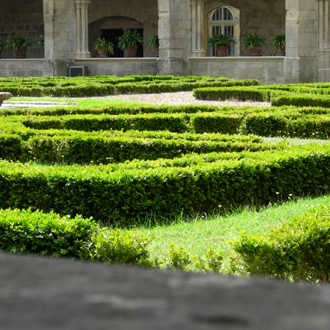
88 0 158 57
203 0 286 56
0 0 44 59
189 57 284 84
0 59 53 77
74 58 158 76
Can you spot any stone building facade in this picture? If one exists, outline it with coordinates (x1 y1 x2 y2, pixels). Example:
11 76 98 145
0 0 327 83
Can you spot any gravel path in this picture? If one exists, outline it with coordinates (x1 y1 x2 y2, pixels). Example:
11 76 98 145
99 91 270 107
2 91 270 108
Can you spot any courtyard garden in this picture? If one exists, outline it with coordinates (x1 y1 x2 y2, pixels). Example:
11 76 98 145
0 75 330 283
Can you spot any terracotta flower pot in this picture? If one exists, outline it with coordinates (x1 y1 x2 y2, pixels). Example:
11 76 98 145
97 49 108 58
216 45 228 57
124 46 138 58
15 49 26 59
250 45 262 56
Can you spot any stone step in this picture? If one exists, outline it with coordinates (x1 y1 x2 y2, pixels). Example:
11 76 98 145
1 100 77 109
1 252 330 330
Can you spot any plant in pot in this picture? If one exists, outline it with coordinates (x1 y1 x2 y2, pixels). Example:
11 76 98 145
93 37 114 58
272 32 285 56
147 34 159 56
207 33 236 57
5 35 31 58
117 29 143 57
0 37 4 58
242 33 266 56
37 34 44 53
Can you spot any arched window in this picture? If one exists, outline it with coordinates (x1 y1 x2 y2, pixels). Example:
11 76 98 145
208 6 240 56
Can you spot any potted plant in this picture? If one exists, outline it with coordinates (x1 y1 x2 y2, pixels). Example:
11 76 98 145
93 37 114 58
207 33 236 57
5 35 31 58
117 29 143 57
0 37 3 58
272 32 285 56
37 34 44 55
242 33 267 56
147 34 159 56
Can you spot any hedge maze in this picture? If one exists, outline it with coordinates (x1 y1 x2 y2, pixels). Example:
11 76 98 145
1 75 330 280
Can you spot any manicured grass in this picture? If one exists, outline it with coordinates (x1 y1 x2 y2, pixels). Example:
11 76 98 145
10 97 78 102
135 194 330 272
9 97 146 108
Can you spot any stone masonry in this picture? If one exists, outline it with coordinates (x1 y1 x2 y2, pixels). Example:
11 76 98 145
1 252 330 330
0 0 326 83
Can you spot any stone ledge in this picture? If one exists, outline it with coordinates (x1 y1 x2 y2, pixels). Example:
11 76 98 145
0 92 12 107
0 59 46 62
0 252 330 330
75 57 159 63
189 56 285 62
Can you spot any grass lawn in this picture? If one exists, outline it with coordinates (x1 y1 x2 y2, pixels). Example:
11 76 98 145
9 97 146 108
135 194 330 272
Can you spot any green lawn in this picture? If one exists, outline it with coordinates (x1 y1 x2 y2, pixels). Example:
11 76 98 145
135 194 330 272
9 97 146 108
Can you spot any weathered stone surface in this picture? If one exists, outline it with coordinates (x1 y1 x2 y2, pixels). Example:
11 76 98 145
1 252 330 330
189 57 284 84
0 0 325 83
0 0 44 59
0 92 12 106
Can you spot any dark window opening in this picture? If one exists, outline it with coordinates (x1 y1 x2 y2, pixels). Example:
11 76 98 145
101 29 144 57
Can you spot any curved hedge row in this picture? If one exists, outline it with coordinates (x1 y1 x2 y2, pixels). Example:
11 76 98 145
0 75 258 97
271 93 330 108
193 84 330 109
8 108 330 138
0 208 151 265
0 131 277 164
0 144 329 224
232 204 330 283
0 103 256 117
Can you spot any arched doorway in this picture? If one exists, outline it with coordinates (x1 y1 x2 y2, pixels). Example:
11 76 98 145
89 17 144 57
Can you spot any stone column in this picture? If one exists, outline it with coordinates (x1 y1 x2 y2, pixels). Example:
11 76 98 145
43 0 76 75
284 0 319 82
318 0 330 81
191 0 206 57
74 0 91 59
158 0 192 75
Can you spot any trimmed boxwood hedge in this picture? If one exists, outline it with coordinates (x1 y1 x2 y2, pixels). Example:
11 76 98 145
232 204 330 283
0 129 276 164
0 75 258 97
0 144 329 224
0 208 151 265
271 93 330 108
4 103 330 138
193 87 280 102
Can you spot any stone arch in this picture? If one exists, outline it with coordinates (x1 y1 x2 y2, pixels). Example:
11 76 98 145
88 0 158 56
89 16 144 57
204 2 240 56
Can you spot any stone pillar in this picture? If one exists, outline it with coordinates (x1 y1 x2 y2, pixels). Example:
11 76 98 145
74 0 91 59
43 0 76 75
158 0 192 75
284 0 319 82
191 0 206 57
318 0 330 81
